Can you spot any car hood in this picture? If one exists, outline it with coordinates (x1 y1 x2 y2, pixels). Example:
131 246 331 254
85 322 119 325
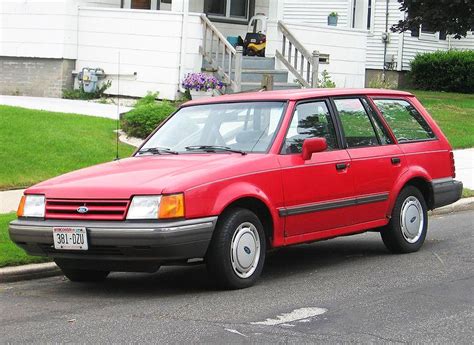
26 154 275 199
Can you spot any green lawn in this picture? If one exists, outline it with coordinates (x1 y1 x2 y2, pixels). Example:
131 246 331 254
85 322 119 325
0 213 51 267
0 106 135 190
409 90 474 149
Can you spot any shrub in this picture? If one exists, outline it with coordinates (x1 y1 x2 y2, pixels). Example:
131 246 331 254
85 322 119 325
134 91 159 107
63 80 112 100
409 50 474 93
121 101 176 139
318 70 336 88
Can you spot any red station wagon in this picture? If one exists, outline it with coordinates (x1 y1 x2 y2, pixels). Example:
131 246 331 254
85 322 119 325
9 89 462 289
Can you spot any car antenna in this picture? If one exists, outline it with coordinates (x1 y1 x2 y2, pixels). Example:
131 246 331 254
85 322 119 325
114 51 121 161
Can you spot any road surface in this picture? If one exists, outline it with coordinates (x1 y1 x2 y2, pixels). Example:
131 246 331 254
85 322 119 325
1 210 473 343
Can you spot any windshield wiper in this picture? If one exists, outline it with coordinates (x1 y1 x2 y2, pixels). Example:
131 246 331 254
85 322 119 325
185 145 247 155
138 147 179 155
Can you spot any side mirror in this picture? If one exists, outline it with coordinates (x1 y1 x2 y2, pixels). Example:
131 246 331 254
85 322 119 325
302 137 327 160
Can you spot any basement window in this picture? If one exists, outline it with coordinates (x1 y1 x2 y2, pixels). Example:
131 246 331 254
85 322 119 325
204 0 255 24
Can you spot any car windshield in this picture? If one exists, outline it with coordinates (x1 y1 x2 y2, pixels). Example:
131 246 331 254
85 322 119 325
138 101 286 154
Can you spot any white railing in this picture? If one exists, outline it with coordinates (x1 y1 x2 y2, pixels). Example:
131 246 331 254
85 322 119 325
199 14 242 92
275 20 319 88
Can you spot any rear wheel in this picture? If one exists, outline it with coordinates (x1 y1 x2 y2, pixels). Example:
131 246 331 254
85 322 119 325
206 208 266 289
55 261 109 282
381 185 428 253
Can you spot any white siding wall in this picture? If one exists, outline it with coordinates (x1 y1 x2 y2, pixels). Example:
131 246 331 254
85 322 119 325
365 0 401 70
76 7 203 99
0 0 121 60
273 23 367 87
283 0 350 27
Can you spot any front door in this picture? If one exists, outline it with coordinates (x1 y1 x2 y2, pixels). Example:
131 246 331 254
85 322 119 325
278 100 356 239
131 0 151 10
331 97 404 224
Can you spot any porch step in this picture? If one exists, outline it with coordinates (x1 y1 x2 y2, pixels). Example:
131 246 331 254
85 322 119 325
237 69 289 83
202 56 276 71
239 82 301 92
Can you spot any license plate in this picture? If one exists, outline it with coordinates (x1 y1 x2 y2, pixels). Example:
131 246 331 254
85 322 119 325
53 227 88 250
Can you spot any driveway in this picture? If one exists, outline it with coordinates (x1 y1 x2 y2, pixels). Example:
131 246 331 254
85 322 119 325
1 210 473 343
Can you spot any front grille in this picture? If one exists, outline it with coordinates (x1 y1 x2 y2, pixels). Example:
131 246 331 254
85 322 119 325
45 199 129 221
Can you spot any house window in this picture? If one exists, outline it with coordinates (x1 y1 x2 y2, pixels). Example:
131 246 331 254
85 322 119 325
204 0 253 23
412 24 447 41
367 0 372 30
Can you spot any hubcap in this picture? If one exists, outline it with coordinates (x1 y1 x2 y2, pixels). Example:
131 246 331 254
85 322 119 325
230 222 261 279
400 196 424 243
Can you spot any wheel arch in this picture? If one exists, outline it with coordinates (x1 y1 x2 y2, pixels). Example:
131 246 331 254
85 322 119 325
218 195 276 247
387 168 434 217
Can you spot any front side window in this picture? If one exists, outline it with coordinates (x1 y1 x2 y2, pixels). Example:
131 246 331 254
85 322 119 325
334 98 379 148
283 101 338 154
205 0 251 21
373 99 435 143
139 102 285 154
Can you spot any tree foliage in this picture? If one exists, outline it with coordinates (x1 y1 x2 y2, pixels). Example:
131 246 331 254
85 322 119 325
391 0 474 39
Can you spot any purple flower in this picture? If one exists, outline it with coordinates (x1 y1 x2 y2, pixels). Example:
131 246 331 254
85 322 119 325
182 73 223 91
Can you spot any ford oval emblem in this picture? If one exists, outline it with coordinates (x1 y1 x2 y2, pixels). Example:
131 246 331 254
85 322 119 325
77 206 89 214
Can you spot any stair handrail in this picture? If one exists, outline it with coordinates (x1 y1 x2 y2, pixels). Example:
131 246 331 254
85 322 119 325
275 20 319 88
199 14 242 92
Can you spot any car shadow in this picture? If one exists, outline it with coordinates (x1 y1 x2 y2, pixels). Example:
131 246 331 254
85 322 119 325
50 232 403 296
50 231 443 298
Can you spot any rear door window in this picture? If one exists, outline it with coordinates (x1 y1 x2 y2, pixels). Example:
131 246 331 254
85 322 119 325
333 98 379 148
372 99 435 143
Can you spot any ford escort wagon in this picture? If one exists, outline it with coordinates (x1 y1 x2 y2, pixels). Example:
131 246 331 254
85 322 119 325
9 89 462 289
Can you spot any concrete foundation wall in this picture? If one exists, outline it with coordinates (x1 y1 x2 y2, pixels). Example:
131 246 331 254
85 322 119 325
365 69 409 89
0 57 75 98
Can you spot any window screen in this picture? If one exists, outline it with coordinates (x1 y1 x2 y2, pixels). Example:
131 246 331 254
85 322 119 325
334 98 379 148
373 99 435 142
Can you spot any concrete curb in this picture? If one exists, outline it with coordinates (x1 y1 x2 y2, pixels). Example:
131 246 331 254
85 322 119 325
430 197 474 216
0 262 61 283
1 198 473 283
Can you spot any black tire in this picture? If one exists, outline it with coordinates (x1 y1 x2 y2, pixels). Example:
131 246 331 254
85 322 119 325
206 208 266 290
56 262 110 282
381 185 428 253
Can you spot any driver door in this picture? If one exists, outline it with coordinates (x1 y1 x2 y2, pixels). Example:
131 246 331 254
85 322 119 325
277 100 356 237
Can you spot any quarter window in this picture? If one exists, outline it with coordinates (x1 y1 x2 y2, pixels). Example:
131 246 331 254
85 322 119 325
334 98 379 148
373 99 435 142
283 101 338 154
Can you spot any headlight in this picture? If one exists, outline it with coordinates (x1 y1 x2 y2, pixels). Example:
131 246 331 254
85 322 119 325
126 194 184 220
17 195 45 218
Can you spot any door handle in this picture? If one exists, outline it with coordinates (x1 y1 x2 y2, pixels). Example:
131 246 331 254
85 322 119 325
336 163 348 170
391 157 401 165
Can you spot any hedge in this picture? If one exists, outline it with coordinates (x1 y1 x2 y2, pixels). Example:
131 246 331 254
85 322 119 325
121 101 176 139
409 50 474 93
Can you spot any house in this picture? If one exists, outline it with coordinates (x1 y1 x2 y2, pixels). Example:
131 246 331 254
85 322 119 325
1 0 472 100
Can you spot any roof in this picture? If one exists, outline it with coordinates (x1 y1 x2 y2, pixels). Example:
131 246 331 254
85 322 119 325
183 88 413 106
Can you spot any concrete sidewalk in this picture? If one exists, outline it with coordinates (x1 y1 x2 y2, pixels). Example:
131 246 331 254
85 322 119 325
0 95 132 119
453 148 474 190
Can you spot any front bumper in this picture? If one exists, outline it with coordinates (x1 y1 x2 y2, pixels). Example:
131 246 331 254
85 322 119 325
431 178 463 209
9 217 217 267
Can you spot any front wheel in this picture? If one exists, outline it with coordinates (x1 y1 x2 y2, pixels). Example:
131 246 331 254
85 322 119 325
381 185 428 253
206 208 266 289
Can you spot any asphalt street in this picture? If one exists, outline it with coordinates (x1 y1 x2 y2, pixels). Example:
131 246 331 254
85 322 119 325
1 210 473 343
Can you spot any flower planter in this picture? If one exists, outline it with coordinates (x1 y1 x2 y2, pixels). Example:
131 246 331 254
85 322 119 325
190 89 214 100
328 16 338 26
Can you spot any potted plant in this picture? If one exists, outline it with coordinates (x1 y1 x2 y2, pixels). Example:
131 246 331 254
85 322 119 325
181 73 223 100
328 12 338 26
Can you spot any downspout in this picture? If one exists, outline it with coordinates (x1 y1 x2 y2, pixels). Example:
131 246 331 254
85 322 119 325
382 0 389 82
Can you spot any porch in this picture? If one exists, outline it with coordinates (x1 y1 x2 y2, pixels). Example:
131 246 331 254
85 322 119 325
0 0 368 100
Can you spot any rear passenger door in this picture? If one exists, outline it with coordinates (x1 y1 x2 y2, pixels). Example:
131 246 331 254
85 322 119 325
331 97 405 224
